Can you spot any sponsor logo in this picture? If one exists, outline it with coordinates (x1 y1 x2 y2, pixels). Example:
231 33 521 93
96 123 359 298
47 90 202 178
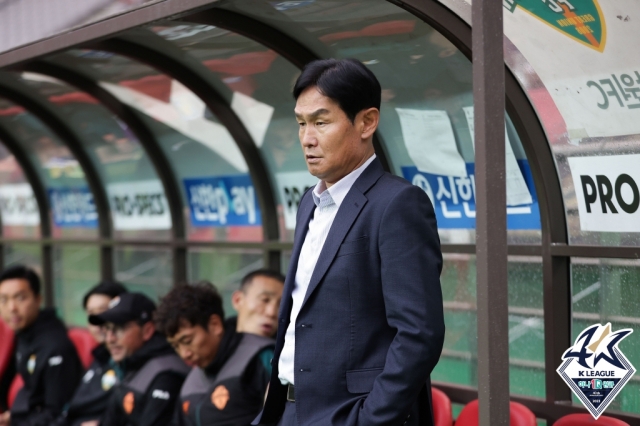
152 389 170 400
557 323 635 419
108 296 121 309
48 356 63 366
123 391 135 414
27 354 36 374
83 369 95 383
101 370 117 391
504 0 606 52
211 385 230 410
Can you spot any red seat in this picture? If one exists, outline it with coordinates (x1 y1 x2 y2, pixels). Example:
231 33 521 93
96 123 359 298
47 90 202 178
455 399 536 426
0 320 14 381
7 375 22 408
554 414 630 426
67 328 97 369
432 387 452 426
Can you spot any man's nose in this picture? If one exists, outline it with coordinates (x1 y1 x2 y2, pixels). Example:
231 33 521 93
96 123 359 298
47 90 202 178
300 126 318 147
179 346 193 360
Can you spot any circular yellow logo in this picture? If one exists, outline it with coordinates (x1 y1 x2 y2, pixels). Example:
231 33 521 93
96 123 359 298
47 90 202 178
101 369 117 391
27 354 36 374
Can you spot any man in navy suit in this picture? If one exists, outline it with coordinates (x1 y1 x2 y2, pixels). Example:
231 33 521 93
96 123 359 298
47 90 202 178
255 58 445 426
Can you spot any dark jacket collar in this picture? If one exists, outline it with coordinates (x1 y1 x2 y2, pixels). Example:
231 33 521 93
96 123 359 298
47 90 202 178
203 318 243 377
120 332 175 373
17 308 64 342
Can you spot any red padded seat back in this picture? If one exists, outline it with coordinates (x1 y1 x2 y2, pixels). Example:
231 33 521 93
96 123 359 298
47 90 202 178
431 387 452 426
0 320 14 381
67 328 97 369
455 399 536 426
554 413 630 426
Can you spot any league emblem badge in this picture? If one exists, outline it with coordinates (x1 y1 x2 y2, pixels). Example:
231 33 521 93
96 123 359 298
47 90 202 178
557 323 635 419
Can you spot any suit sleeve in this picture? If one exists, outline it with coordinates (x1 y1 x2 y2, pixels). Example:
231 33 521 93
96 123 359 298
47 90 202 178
357 184 445 425
136 373 184 426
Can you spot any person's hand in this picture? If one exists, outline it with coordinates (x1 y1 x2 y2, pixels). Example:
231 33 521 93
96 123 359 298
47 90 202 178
80 421 99 426
0 411 11 426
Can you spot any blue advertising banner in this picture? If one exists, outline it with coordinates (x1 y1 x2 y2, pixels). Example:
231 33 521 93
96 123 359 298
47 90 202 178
49 188 98 228
184 175 261 227
401 161 541 230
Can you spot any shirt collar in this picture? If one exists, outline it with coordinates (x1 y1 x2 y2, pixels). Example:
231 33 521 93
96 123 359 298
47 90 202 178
312 154 376 209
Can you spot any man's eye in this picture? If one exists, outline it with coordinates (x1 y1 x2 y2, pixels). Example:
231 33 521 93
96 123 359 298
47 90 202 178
316 121 325 126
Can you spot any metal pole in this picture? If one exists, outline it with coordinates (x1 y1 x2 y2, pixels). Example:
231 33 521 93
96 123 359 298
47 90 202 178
473 1 509 425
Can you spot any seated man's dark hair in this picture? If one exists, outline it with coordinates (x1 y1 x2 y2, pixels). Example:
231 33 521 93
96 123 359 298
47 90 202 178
82 281 128 309
0 264 41 295
154 281 225 337
293 58 381 123
240 269 285 292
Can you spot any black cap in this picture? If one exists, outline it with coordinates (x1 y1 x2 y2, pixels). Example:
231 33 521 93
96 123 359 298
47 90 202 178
89 292 156 326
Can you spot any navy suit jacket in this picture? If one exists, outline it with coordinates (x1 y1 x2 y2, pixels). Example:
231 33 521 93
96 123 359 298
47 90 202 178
256 159 445 426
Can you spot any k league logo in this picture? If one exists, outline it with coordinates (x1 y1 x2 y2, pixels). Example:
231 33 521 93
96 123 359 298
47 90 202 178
557 323 635 419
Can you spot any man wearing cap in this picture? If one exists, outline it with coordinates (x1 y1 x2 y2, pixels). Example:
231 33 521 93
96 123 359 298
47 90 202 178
0 265 83 426
89 292 189 426
154 282 274 426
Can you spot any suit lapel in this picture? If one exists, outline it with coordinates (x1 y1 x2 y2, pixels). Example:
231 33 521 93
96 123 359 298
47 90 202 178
301 159 385 308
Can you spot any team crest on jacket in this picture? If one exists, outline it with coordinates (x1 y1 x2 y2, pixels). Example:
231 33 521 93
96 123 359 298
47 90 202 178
557 323 635 419
27 354 36 374
101 369 117 391
123 391 135 414
211 385 230 410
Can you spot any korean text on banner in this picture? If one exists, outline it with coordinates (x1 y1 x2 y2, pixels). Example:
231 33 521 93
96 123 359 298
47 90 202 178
184 175 261 227
0 183 39 226
396 108 468 177
568 154 640 232
49 188 98 228
107 180 171 230
463 106 533 206
275 171 318 230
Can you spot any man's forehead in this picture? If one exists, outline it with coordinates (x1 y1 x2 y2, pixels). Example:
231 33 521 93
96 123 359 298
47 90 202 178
246 276 284 292
0 279 32 295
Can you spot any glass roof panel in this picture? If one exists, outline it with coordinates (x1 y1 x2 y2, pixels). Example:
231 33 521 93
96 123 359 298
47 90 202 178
149 21 306 242
46 50 262 242
17 72 171 240
0 97 95 239
0 139 40 239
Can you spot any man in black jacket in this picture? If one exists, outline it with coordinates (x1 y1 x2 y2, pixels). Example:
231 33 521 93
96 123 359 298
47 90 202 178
155 282 273 426
89 292 189 426
51 281 128 426
0 265 83 426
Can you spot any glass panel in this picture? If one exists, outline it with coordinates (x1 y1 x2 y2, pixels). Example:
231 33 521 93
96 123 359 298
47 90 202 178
53 244 100 326
572 258 640 414
0 97 95 239
115 246 172 302
47 50 261 242
4 243 41 272
216 0 542 245
435 253 545 397
150 21 307 242
188 247 263 318
0 140 40 239
17 72 171 240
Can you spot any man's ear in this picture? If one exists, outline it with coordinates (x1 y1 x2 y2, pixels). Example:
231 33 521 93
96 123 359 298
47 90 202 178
141 321 155 341
207 314 224 337
231 290 243 312
359 107 380 140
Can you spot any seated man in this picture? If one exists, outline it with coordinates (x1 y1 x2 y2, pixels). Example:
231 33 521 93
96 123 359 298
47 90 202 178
230 269 284 338
0 265 83 426
52 281 128 426
155 282 274 426
89 292 189 426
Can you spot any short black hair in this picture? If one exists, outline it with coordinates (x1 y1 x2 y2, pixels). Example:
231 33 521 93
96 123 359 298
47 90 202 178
0 265 41 296
154 281 225 338
293 58 381 123
82 281 128 309
240 269 285 292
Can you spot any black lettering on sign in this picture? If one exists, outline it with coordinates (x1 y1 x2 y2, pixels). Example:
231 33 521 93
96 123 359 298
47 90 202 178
581 176 597 213
595 175 618 214
581 174 640 214
615 174 640 214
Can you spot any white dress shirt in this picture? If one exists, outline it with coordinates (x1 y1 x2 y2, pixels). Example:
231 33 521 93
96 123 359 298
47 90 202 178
278 154 376 385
